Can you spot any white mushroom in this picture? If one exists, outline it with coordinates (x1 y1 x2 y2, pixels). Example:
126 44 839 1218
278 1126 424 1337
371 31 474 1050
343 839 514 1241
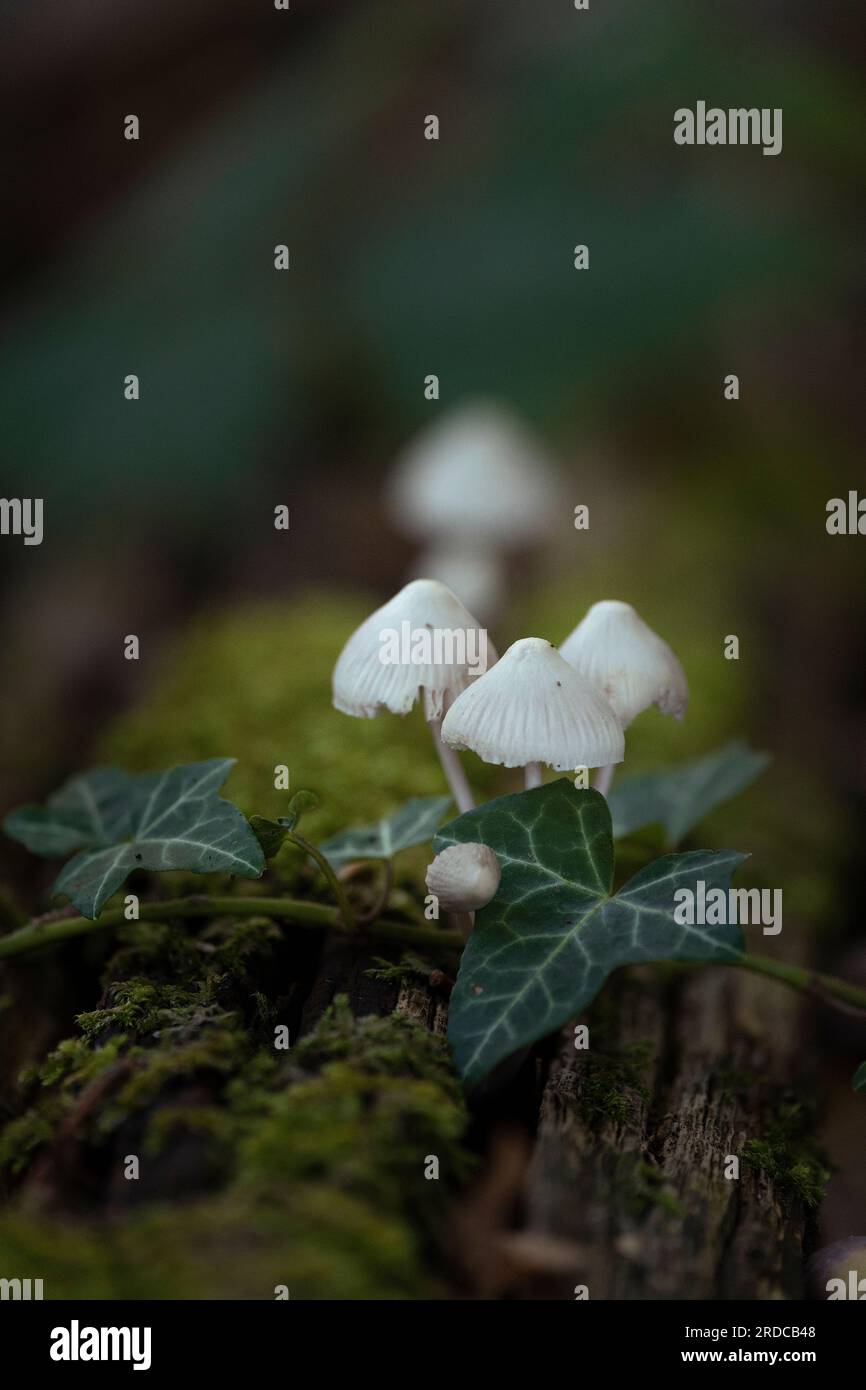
387 402 559 550
332 578 496 813
441 636 623 790
426 842 501 914
558 600 688 795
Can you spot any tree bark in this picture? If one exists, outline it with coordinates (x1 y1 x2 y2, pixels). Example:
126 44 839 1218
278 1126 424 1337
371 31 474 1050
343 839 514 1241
522 963 813 1299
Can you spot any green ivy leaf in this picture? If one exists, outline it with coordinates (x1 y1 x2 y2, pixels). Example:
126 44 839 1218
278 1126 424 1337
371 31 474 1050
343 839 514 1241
853 1062 866 1096
4 759 264 919
608 740 770 847
436 781 746 1087
320 795 452 867
251 790 320 855
281 789 319 831
249 816 288 858
3 768 138 857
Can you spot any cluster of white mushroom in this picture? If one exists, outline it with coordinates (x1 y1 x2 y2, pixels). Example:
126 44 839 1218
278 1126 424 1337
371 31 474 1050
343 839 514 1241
332 577 688 920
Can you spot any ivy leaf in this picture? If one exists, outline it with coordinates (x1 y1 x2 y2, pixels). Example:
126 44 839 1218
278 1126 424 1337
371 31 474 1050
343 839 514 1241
436 780 746 1088
608 740 770 847
4 760 264 919
3 768 138 857
249 817 287 858
280 790 319 832
853 1062 866 1096
250 790 320 856
320 795 452 867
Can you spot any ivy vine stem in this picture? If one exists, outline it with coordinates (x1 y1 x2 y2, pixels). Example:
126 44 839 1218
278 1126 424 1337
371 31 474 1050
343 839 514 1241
732 952 866 1015
284 829 357 931
2 898 866 1020
0 896 463 961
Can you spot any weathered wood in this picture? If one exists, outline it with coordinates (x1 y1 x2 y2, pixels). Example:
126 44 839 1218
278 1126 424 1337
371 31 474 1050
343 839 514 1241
298 929 449 1039
522 962 813 1299
298 932 400 1035
394 976 449 1037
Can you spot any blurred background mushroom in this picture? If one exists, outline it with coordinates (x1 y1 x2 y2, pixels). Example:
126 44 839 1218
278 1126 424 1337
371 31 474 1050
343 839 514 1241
387 402 561 623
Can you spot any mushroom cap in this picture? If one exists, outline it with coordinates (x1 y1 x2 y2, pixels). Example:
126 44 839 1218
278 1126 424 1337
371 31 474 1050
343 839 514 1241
332 577 496 722
441 636 624 770
387 402 559 546
426 842 501 913
558 600 689 727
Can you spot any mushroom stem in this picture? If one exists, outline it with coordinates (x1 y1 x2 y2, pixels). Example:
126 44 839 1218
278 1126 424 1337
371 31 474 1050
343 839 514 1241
524 761 542 790
451 911 474 943
594 764 615 797
429 718 475 814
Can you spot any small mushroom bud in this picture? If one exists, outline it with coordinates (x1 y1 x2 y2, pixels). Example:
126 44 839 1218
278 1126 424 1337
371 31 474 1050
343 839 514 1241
426 842 501 914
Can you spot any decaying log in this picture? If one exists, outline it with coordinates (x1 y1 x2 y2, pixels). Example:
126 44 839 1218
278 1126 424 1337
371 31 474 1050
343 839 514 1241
522 963 814 1299
298 928 450 1040
296 924 815 1300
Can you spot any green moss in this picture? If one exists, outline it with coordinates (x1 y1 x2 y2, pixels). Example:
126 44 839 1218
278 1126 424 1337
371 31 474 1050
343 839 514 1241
565 990 655 1130
574 1040 652 1130
0 997 472 1299
0 1103 64 1178
20 1036 116 1091
623 1159 686 1219
207 917 284 989
742 1097 829 1210
101 921 206 987
97 595 453 846
0 906 287 1177
76 980 199 1042
291 995 452 1083
364 952 436 983
0 1035 129 1177
0 1187 427 1300
143 1103 237 1158
109 1028 247 1118
240 1017 473 1243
